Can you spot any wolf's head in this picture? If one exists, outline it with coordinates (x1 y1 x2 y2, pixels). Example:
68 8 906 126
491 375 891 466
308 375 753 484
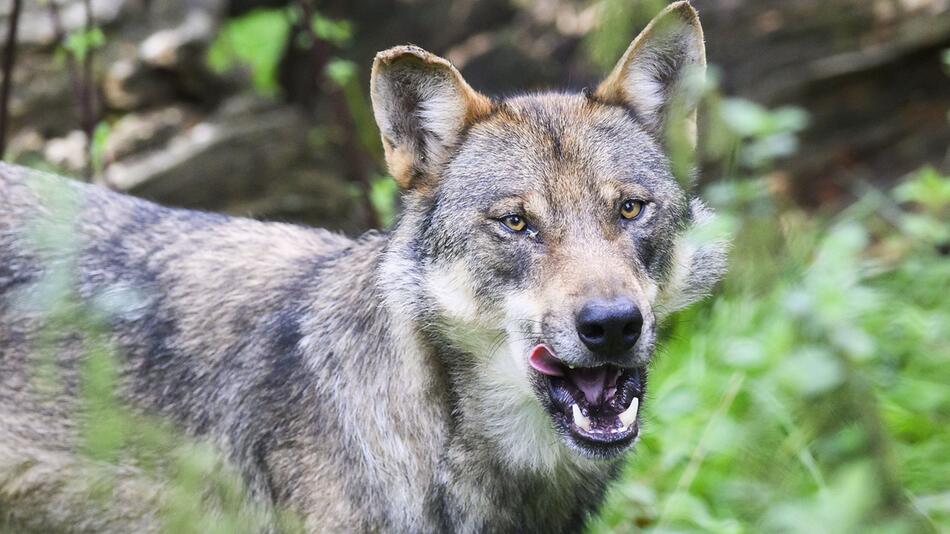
373 2 727 469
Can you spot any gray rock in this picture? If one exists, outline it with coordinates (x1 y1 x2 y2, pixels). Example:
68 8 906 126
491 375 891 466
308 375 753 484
0 0 127 47
44 130 88 174
104 104 308 210
103 105 192 162
102 58 177 110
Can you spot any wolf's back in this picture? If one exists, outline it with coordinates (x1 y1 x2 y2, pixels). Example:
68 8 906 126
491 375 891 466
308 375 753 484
0 162 361 532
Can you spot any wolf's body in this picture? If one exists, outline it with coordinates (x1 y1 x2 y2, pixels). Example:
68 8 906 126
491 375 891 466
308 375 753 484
0 165 611 532
0 3 726 532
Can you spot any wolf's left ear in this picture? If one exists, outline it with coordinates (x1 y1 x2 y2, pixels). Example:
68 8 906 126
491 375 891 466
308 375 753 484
371 45 492 190
595 1 705 150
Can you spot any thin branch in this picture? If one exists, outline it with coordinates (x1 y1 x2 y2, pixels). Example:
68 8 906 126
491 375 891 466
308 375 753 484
48 0 97 179
47 1 84 113
0 0 23 158
80 0 98 180
50 0 100 179
294 0 381 229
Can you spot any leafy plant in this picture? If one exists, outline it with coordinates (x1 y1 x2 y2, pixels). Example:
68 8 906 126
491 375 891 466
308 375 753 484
62 26 105 63
207 8 292 95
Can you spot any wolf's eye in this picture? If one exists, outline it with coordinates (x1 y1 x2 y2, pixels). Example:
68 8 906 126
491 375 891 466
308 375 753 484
620 199 645 220
501 214 528 232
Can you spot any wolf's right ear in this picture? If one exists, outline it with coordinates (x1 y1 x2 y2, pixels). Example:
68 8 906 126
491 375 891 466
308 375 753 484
371 46 492 190
595 1 706 150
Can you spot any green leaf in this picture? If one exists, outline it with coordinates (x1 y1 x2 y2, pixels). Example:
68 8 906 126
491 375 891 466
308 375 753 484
777 347 844 397
325 58 357 86
369 175 398 227
91 121 111 176
63 27 106 61
894 166 950 214
311 13 352 46
207 8 291 95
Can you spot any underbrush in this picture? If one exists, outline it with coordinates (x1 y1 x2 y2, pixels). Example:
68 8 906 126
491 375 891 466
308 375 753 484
591 166 949 533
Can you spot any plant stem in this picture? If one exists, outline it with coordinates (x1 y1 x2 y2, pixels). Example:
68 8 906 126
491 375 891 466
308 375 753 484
294 0 381 229
47 1 83 106
48 0 94 179
80 0 98 180
0 0 23 158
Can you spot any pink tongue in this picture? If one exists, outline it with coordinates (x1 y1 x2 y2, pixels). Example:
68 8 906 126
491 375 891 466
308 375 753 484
570 367 608 404
529 345 609 404
529 345 564 376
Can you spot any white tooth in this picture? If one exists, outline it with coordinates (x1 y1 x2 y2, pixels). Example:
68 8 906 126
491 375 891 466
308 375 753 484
619 397 639 429
572 403 591 431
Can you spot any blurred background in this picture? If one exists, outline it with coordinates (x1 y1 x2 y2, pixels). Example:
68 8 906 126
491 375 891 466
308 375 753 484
0 0 948 532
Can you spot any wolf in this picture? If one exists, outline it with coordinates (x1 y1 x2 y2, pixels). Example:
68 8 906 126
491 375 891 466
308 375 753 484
0 2 726 532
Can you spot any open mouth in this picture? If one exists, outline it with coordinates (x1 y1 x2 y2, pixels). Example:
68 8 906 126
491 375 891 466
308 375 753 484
529 344 644 456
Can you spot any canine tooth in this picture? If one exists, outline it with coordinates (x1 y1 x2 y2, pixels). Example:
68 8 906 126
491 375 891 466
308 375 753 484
619 397 639 429
572 403 591 431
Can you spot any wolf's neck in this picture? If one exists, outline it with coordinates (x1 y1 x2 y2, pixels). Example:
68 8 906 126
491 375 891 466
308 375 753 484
420 343 618 531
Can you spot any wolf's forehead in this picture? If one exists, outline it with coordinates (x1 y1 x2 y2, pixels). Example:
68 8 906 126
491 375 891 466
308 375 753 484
448 93 672 203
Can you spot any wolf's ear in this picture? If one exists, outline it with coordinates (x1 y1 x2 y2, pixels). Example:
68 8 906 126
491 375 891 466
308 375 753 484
371 45 492 190
595 1 705 150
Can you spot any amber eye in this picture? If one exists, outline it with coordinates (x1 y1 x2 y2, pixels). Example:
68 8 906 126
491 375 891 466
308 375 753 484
620 199 644 220
501 214 527 232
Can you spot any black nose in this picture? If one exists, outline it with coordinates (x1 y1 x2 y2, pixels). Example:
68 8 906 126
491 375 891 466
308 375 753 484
575 298 643 356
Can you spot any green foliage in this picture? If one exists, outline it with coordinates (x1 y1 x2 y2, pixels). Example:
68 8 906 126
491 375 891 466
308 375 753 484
311 12 353 47
63 27 106 62
90 120 111 176
324 54 390 226
582 9 947 528
324 57 356 86
589 103 949 534
369 174 398 227
325 57 382 161
582 0 667 70
716 99 809 170
207 8 292 95
894 166 950 216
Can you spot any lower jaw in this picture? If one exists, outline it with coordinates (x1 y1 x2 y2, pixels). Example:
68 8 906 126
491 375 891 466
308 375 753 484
550 407 640 458
568 419 638 451
565 431 638 459
573 422 638 443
